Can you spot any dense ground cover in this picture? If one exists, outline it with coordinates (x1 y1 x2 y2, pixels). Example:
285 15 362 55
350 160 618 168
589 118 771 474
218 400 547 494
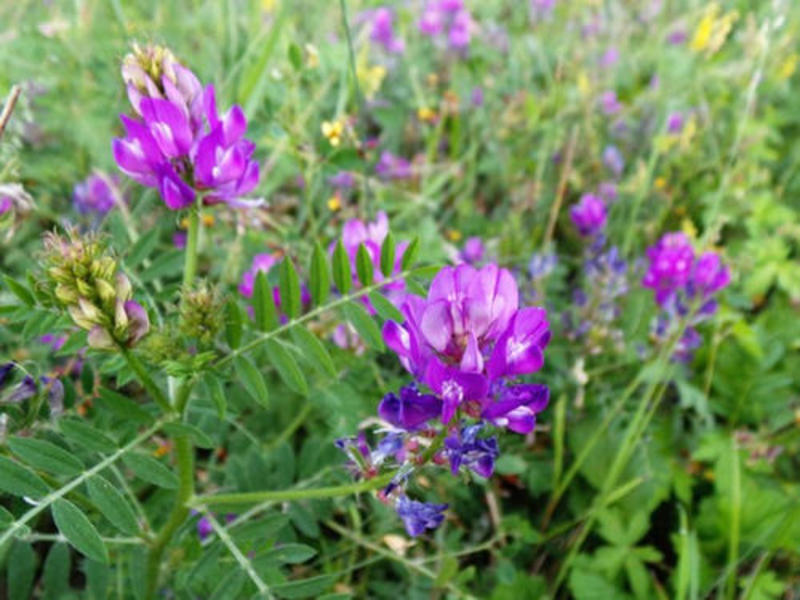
1 0 799 598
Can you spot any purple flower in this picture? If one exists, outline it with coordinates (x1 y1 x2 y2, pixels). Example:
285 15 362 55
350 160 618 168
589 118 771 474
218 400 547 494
599 46 619 69
6 375 37 404
0 197 11 215
690 252 730 298
39 333 67 352
641 232 695 305
667 111 685 134
667 29 687 45
73 172 122 216
530 0 556 19
197 516 213 540
597 182 618 204
460 236 485 264
470 87 484 107
328 171 355 189
482 384 549 434
378 384 442 430
418 1 473 50
529 252 557 279
603 145 625 177
569 193 607 237
395 496 447 536
113 47 259 210
375 151 412 180
600 91 622 115
0 363 13 387
444 424 499 477
369 7 405 54
383 264 550 426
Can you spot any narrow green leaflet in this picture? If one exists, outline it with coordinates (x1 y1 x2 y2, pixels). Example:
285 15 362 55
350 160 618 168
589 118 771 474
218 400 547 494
51 499 109 564
7 541 36 600
279 258 302 319
0 455 50 498
59 419 117 453
8 437 85 476
96 388 153 423
265 339 308 395
271 574 335 599
341 302 384 350
234 356 269 407
331 239 352 294
355 243 374 286
122 453 179 489
259 543 317 565
1 275 35 306
225 300 244 349
368 290 404 322
309 242 330 307
87 476 139 535
42 542 71 599
162 422 215 449
254 270 279 331
125 229 159 267
204 374 227 420
380 232 396 277
289 326 336 377
401 236 420 270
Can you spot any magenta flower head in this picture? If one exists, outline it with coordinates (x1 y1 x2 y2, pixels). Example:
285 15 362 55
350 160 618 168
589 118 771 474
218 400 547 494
418 1 473 50
378 384 442 430
667 111 685 134
690 252 730 298
369 7 405 54
383 263 550 427
375 151 412 180
642 232 695 305
460 236 485 264
600 91 622 115
570 193 607 237
395 496 447 537
73 172 123 216
113 44 259 211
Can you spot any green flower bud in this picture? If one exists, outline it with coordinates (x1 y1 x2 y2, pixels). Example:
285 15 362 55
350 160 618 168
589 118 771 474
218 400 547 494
55 284 78 305
96 279 117 303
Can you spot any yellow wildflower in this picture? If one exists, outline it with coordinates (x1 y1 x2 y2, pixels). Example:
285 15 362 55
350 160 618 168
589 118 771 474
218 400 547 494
356 46 386 100
417 106 436 122
327 194 342 212
322 119 344 147
446 229 462 242
778 54 798 80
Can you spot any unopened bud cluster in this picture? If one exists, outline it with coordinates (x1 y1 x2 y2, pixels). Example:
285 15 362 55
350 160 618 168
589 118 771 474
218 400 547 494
179 281 224 346
43 230 149 350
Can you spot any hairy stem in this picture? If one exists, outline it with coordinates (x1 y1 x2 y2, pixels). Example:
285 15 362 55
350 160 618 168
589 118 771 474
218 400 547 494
120 347 171 413
182 204 201 293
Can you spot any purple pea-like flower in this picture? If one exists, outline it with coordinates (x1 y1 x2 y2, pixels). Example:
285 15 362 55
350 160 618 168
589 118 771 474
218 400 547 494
600 91 622 115
470 87 484 107
378 384 442 430
73 172 123 216
369 7 405 54
418 1 473 50
328 171 355 189
667 111 685 134
460 236 485 264
642 232 695 305
375 151 413 180
197 516 213 540
395 495 447 537
0 363 13 387
570 193 607 237
599 46 619 69
383 263 550 426
482 384 549 434
689 252 730 299
113 47 260 210
603 145 625 177
444 424 499 477
0 196 11 215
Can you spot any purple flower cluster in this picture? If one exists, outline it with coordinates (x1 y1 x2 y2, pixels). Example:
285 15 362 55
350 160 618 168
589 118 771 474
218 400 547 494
569 193 607 237
337 263 551 536
375 151 413 180
367 7 405 54
112 45 259 210
642 232 731 361
419 0 473 50
459 236 485 265
73 172 123 216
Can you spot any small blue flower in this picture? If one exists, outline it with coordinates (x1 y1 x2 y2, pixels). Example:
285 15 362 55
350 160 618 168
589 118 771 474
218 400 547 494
444 424 499 478
395 495 447 537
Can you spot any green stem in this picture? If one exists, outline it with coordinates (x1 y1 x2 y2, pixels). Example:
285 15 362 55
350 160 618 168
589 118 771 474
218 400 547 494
189 472 394 507
120 348 171 413
144 434 195 600
182 204 201 292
